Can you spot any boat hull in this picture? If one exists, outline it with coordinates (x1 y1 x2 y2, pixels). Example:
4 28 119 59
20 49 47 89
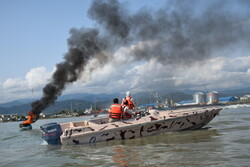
19 124 32 131
52 107 221 145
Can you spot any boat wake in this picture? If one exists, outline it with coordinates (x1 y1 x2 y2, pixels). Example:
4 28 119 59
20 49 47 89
223 104 250 109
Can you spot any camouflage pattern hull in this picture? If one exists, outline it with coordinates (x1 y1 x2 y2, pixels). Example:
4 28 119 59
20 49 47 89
57 107 222 145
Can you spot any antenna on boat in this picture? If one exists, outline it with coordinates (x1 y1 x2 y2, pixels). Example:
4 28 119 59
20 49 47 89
31 87 34 101
94 97 97 111
70 95 73 113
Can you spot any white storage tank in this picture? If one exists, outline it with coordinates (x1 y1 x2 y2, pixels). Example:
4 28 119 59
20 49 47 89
206 91 219 104
193 92 205 104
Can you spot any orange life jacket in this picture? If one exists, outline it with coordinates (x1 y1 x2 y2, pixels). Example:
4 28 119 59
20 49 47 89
109 104 122 119
124 96 134 109
22 114 35 124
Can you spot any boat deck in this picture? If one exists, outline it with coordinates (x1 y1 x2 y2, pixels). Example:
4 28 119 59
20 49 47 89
60 107 219 134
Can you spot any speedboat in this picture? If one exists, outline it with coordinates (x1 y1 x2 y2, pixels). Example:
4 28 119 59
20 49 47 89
40 107 222 145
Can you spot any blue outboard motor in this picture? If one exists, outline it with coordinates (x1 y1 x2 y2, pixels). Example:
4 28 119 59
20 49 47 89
40 123 62 145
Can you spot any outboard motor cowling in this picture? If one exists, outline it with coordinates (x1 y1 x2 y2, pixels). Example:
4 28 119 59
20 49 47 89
40 123 62 145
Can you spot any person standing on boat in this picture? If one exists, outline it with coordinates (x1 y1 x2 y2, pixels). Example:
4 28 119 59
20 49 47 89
109 98 123 122
122 100 136 119
121 91 135 110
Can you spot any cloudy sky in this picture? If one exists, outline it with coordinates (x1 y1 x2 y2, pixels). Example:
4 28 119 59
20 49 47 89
1 0 250 103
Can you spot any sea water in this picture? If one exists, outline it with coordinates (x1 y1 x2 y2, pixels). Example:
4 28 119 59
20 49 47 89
0 107 250 167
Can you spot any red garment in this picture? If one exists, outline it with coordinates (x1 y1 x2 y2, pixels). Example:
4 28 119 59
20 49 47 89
123 96 134 109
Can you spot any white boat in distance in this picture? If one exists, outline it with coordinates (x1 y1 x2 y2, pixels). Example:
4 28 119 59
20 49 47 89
40 107 222 145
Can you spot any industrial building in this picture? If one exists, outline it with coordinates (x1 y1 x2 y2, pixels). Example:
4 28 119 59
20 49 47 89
206 91 219 104
187 91 219 105
193 92 206 104
219 96 238 103
138 103 157 109
139 90 241 109
178 100 194 105
176 90 239 106
240 95 250 101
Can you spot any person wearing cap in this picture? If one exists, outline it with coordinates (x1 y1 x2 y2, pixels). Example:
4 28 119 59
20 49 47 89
121 91 135 110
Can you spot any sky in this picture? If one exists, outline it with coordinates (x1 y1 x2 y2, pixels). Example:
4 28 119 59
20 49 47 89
1 0 250 103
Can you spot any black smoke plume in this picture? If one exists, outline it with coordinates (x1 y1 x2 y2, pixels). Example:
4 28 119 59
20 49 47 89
31 0 250 119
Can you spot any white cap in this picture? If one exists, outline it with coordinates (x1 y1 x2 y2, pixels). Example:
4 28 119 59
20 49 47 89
126 91 131 97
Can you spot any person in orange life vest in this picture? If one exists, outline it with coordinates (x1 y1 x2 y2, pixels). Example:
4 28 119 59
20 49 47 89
109 98 123 123
21 111 36 125
121 91 135 110
122 100 136 119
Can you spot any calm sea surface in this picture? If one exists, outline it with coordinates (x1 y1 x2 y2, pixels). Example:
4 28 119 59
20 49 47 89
1 106 250 167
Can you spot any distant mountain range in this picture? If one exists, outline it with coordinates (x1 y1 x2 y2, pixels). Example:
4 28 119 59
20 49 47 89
1 87 250 115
